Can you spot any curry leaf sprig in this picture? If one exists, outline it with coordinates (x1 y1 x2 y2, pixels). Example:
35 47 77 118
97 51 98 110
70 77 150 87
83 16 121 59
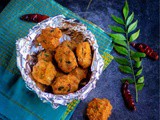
108 1 145 102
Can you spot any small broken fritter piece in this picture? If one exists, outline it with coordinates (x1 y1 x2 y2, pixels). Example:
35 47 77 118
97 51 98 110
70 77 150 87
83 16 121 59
35 82 47 91
32 60 57 85
55 45 78 73
61 40 77 51
87 98 112 120
70 31 84 43
76 42 92 68
78 68 91 90
37 50 52 62
69 67 88 81
51 74 80 95
36 27 62 51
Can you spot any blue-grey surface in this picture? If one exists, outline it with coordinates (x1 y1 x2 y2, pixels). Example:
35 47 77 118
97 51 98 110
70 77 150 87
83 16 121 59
0 0 159 120
54 0 159 120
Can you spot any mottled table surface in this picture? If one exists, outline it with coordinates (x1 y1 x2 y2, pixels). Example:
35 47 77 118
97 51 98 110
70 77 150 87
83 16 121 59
1 0 159 120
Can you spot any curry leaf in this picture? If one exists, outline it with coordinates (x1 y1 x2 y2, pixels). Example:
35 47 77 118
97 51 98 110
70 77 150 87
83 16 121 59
114 45 128 56
129 29 140 42
135 61 142 68
131 52 146 58
108 25 125 33
136 83 144 91
132 57 140 62
130 50 141 61
128 20 138 33
109 33 126 40
119 65 133 74
111 14 124 25
113 39 127 47
114 57 129 65
136 67 143 76
137 76 144 83
123 1 129 20
126 12 134 26
121 77 134 84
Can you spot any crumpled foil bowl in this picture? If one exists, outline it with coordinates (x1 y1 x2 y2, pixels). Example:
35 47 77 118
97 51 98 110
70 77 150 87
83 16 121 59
16 15 104 108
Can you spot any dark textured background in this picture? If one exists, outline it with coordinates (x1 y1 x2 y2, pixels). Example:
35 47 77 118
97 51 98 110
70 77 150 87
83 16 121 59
0 0 159 120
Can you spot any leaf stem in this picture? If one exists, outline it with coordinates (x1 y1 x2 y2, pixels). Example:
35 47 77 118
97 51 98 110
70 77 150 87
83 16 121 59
125 24 138 102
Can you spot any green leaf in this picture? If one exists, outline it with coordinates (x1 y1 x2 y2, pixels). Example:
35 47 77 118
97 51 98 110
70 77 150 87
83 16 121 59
126 12 134 26
114 45 128 56
121 78 134 84
108 25 125 33
111 14 124 25
135 61 142 68
109 33 126 40
133 57 140 62
119 65 133 74
136 67 143 76
128 20 138 33
114 57 129 65
131 50 140 61
132 52 146 58
137 76 144 83
123 1 129 20
136 83 144 91
113 39 127 47
129 29 140 42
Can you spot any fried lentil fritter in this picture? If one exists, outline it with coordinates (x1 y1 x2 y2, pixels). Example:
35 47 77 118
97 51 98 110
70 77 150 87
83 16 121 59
61 40 77 51
69 67 88 80
36 27 62 51
37 50 52 62
87 98 112 120
55 45 78 73
32 60 57 85
76 42 92 68
51 74 80 95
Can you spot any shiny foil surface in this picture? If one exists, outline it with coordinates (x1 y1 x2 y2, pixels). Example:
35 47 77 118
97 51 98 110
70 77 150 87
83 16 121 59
16 15 104 108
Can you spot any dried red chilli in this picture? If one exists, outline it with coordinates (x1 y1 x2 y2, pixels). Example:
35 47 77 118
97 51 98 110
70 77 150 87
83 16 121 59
122 80 136 110
131 42 159 60
20 14 49 23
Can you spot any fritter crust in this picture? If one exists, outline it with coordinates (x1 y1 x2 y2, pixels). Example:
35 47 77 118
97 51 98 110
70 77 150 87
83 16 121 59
32 60 57 85
55 45 78 73
87 98 112 120
76 42 92 68
37 50 52 62
61 40 77 51
36 27 62 51
69 67 88 80
51 74 80 95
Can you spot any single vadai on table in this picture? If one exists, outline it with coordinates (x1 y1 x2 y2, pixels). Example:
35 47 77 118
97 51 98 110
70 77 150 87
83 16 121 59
87 98 112 120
